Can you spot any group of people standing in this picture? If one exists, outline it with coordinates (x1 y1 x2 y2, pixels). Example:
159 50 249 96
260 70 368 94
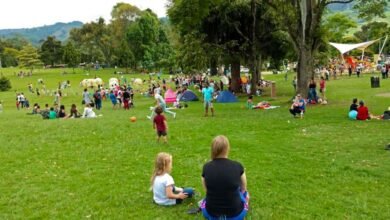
151 135 249 220
16 93 30 110
82 86 135 111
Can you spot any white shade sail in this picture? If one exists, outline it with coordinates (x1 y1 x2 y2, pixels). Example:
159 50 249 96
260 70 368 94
329 39 380 54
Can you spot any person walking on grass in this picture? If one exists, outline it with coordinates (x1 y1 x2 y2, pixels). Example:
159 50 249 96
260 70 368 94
153 106 168 143
147 91 176 120
202 82 214 117
82 88 91 105
151 152 194 206
109 90 118 109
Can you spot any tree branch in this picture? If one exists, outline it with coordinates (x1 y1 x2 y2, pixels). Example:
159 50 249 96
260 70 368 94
325 0 354 6
223 13 251 43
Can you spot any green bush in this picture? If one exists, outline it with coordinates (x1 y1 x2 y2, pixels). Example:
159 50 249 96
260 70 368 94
0 76 11 91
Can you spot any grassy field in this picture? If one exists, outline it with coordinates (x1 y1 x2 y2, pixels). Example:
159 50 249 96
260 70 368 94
0 67 389 219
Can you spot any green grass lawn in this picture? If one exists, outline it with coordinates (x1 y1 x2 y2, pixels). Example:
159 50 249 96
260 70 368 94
0 68 389 219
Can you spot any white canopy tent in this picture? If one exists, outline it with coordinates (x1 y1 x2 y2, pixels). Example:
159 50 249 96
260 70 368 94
329 39 380 61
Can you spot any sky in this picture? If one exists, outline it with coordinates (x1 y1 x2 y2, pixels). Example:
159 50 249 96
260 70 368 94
0 0 168 29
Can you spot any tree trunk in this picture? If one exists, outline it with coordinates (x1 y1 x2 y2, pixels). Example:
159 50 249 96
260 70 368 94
251 54 261 95
210 57 218 76
296 46 313 98
249 0 257 95
231 60 241 93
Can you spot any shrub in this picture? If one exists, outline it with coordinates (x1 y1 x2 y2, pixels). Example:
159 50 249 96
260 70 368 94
0 76 12 91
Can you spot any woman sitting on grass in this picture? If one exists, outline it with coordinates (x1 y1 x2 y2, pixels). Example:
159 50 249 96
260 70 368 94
66 104 81 119
81 103 96 118
57 105 67 118
200 135 249 220
151 152 193 206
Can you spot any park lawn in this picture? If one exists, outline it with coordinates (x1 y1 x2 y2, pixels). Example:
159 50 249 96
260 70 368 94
0 68 389 219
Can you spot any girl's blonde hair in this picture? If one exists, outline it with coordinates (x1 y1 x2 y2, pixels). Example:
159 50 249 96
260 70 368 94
211 135 230 159
150 152 172 186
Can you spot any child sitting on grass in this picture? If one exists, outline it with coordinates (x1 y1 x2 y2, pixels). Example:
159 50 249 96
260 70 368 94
151 152 194 206
247 95 253 109
153 106 168 143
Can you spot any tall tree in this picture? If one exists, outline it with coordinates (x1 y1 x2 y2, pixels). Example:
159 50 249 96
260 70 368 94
267 0 388 96
323 13 357 43
69 18 110 64
169 0 282 93
40 36 63 66
63 41 81 73
18 45 43 70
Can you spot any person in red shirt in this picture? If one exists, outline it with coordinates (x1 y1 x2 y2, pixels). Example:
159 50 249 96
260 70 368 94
319 76 326 100
153 106 168 143
357 100 371 120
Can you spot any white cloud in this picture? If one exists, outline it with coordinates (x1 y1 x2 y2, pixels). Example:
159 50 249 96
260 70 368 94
0 0 168 29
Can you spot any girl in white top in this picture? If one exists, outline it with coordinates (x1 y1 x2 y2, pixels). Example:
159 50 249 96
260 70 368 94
151 152 190 205
81 103 96 118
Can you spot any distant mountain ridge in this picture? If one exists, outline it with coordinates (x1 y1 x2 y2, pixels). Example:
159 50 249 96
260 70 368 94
0 21 83 46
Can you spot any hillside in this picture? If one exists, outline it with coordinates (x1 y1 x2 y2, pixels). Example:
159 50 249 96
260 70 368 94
0 21 83 46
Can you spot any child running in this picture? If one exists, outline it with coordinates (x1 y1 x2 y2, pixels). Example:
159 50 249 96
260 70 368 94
153 106 168 143
151 152 194 206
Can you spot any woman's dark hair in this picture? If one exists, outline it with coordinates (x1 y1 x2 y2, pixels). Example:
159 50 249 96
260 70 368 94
353 98 358 104
60 105 65 110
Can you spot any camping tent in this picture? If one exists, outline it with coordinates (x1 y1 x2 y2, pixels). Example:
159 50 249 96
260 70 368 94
164 89 177 103
216 91 238 103
180 90 199 101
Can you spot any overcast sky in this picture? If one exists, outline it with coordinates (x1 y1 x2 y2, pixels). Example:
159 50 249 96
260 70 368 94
0 0 168 29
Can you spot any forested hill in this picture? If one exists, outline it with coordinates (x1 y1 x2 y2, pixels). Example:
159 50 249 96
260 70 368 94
0 21 83 46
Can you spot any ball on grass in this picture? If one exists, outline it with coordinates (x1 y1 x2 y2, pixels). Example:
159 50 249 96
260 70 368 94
130 116 137 122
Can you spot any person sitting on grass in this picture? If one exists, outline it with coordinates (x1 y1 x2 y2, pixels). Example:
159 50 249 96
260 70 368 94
348 98 358 120
57 105 67 118
66 104 81 118
289 94 305 118
151 152 194 206
357 100 370 120
200 135 249 220
382 107 390 120
153 106 168 144
48 107 57 119
349 98 358 112
247 95 253 109
81 103 96 118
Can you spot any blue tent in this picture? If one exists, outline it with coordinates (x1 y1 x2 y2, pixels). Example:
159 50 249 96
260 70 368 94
180 90 199 101
216 91 238 103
